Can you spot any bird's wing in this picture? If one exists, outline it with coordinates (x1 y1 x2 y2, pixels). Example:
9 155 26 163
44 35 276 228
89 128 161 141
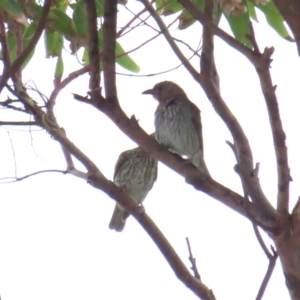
190 100 204 156
113 150 132 181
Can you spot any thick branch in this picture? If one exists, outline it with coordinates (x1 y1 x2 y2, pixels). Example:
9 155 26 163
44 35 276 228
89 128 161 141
253 49 290 214
142 0 274 216
74 94 276 230
86 0 101 99
102 0 118 104
273 0 300 56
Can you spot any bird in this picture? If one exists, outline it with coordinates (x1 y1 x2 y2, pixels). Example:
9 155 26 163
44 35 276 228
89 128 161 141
142 81 209 175
109 138 158 232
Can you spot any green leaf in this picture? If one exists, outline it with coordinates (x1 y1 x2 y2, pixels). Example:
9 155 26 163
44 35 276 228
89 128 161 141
155 0 163 14
256 1 293 41
25 2 43 19
247 1 258 22
6 30 16 62
115 41 140 73
0 0 28 25
53 0 69 11
178 0 204 29
55 54 64 81
0 0 21 16
161 0 182 16
44 31 63 58
49 8 75 40
95 0 104 16
82 48 89 65
224 12 252 48
73 1 88 38
21 24 36 69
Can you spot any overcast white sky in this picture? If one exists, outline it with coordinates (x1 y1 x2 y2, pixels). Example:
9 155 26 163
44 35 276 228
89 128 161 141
1 2 300 300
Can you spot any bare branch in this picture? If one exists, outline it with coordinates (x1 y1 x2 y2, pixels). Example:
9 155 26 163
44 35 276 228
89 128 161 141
0 169 67 183
140 0 200 80
255 242 278 300
7 131 17 178
102 0 118 104
253 225 274 260
186 237 201 280
179 0 289 214
186 237 216 299
74 92 276 230
0 121 39 126
254 49 290 215
86 0 101 99
228 141 278 300
47 66 89 123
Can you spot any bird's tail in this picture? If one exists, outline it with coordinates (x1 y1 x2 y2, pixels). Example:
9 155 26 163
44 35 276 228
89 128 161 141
192 151 210 176
109 204 129 232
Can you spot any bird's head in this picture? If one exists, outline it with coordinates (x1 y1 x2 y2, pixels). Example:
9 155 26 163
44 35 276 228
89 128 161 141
142 81 186 103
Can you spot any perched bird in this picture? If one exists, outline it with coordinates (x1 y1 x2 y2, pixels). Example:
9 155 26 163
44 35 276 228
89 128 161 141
109 139 158 232
142 81 209 175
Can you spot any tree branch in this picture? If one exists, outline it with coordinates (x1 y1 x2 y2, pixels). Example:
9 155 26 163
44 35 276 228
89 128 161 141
142 0 275 216
185 237 216 299
47 66 89 123
253 226 278 300
0 121 39 126
273 0 300 56
140 0 200 80
102 0 118 104
186 237 201 280
86 0 101 100
74 93 276 230
0 169 67 183
228 140 278 300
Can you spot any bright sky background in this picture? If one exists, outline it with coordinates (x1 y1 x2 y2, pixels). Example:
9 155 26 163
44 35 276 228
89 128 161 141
1 2 300 300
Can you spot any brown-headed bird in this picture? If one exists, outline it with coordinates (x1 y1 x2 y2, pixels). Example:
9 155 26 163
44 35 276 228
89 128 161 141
142 81 209 175
109 140 158 232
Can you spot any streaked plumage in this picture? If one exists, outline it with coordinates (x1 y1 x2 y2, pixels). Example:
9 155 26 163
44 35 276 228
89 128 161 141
109 142 158 232
143 81 209 175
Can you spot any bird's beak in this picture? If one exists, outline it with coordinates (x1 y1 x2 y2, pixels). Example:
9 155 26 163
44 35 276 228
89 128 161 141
142 88 154 95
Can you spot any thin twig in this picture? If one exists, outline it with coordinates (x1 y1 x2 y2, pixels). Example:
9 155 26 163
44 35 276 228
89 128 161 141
255 244 278 300
0 121 38 126
186 237 201 280
7 131 17 178
227 141 278 300
47 65 89 123
178 0 254 61
140 0 200 80
253 225 273 260
0 169 67 183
